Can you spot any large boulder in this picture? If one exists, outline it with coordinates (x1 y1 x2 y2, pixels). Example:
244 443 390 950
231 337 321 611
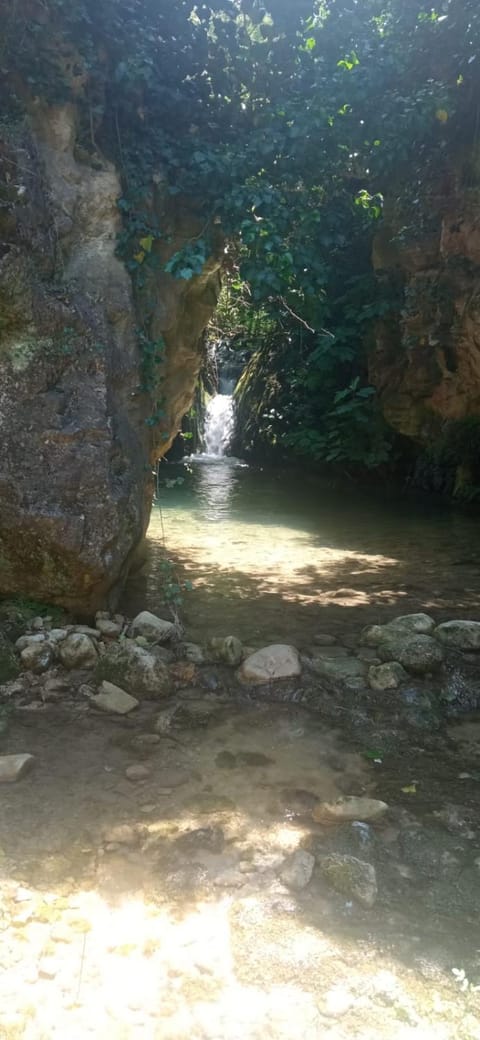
95 640 171 699
434 620 480 651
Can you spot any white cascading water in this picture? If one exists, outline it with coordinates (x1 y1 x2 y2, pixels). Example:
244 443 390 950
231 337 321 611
203 393 234 457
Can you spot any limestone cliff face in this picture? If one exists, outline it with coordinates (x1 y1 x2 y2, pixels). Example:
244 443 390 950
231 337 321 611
369 178 480 445
0 105 220 612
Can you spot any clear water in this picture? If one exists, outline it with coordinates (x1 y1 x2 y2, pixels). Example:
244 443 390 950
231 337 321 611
125 459 480 646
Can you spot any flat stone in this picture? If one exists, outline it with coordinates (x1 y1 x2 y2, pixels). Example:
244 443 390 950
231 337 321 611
313 796 388 824
0 753 35 782
434 620 480 651
58 633 98 669
91 682 139 715
238 644 301 684
280 849 315 890
368 661 408 691
125 763 151 781
131 610 176 643
319 853 378 907
308 655 367 686
20 641 54 673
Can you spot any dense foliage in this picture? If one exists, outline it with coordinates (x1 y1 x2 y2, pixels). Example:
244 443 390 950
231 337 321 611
2 0 480 468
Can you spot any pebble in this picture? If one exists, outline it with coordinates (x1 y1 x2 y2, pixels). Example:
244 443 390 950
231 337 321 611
313 633 337 646
0 753 35 783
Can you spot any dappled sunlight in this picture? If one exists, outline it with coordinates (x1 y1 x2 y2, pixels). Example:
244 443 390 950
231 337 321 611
1 699 479 1038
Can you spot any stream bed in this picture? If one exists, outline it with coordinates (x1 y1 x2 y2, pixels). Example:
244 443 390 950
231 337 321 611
1 462 480 1038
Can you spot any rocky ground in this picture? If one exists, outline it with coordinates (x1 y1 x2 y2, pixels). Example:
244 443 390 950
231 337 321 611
1 606 480 1038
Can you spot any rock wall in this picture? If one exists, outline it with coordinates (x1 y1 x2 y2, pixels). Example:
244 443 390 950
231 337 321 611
369 176 480 450
0 105 221 613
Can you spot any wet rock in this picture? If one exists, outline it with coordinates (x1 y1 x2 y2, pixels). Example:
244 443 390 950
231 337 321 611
313 633 337 646
312 796 388 824
280 849 315 890
238 644 301 684
126 763 151 781
207 635 243 666
176 827 225 854
319 853 378 907
96 641 171 699
368 661 408 691
91 681 139 715
377 634 443 675
130 610 176 643
434 620 480 651
58 633 98 670
0 753 35 782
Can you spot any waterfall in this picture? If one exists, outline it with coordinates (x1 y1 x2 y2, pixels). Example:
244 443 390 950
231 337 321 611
203 393 234 457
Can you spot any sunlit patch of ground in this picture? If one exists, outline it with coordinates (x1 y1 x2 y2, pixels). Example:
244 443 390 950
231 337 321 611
1 702 479 1039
